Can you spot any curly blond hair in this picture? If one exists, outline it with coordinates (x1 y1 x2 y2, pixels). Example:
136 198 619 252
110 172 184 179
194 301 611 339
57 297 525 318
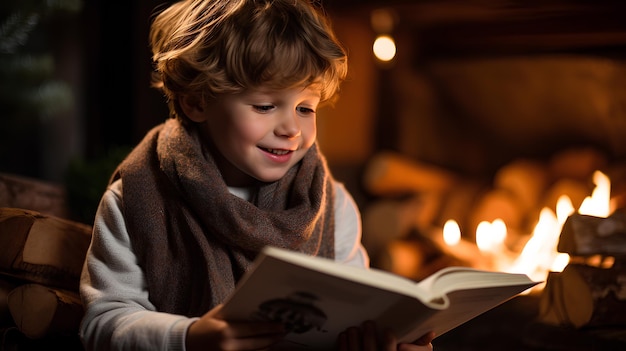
149 0 348 120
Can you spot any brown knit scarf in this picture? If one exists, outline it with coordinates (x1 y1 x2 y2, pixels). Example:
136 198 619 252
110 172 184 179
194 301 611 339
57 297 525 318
112 118 335 316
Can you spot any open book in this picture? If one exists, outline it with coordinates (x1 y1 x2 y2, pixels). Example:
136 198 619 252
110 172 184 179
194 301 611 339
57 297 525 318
220 246 539 350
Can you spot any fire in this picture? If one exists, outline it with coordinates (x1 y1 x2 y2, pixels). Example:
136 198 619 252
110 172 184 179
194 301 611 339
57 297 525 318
443 219 461 246
578 170 611 217
507 207 565 282
508 170 611 281
442 170 613 287
475 219 506 252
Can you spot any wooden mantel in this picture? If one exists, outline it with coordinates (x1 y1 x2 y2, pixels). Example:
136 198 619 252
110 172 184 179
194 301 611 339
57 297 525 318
329 0 626 58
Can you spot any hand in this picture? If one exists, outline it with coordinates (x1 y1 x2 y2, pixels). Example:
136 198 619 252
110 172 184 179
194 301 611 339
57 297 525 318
185 304 285 351
397 330 435 351
337 321 435 351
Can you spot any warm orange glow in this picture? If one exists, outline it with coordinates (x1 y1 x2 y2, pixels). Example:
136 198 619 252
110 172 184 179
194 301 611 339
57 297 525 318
441 170 612 291
507 170 611 285
373 35 396 62
578 170 611 217
556 195 575 225
508 207 561 281
443 219 461 246
475 219 506 252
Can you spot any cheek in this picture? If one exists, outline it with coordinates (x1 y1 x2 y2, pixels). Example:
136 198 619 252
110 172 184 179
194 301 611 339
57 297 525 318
234 120 268 142
207 115 261 145
302 119 317 145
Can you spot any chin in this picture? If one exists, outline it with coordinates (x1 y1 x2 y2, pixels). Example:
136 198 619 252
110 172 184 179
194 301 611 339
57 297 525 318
253 170 291 184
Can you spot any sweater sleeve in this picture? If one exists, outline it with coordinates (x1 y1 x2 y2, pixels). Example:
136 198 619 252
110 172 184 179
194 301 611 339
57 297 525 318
332 181 370 268
79 180 196 351
80 179 369 351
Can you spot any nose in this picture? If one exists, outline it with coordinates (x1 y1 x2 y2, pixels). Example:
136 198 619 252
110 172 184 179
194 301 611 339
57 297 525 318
275 110 301 138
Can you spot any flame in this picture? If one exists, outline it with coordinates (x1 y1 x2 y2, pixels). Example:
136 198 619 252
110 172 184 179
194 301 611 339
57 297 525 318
508 208 562 281
555 195 575 225
475 219 506 252
443 219 461 246
578 170 611 217
442 170 612 289
506 170 611 283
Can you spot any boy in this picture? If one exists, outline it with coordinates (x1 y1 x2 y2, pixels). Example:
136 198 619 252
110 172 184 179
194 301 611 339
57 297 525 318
79 0 434 350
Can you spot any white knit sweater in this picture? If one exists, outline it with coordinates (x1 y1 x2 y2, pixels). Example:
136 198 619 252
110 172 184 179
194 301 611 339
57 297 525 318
79 179 368 351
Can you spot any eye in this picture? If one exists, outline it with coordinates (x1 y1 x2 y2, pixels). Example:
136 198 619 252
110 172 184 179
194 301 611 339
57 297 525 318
296 106 316 115
253 105 274 113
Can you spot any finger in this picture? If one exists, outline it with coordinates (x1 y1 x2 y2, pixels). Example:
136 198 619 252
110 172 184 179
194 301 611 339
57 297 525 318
382 329 398 351
361 321 378 351
398 342 433 351
225 321 285 339
414 331 436 346
337 331 348 351
347 326 361 351
208 303 225 318
397 330 435 351
220 333 285 351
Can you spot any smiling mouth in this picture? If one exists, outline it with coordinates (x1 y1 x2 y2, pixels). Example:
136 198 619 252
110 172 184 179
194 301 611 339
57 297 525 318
261 147 292 156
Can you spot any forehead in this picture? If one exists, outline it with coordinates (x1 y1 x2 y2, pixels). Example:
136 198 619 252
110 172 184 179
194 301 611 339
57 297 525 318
242 85 323 99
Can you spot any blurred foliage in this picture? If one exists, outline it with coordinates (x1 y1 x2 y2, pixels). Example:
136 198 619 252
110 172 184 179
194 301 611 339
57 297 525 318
65 146 132 225
0 0 82 176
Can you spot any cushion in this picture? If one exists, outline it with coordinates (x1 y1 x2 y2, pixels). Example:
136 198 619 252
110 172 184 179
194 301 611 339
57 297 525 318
0 208 92 291
7 283 83 339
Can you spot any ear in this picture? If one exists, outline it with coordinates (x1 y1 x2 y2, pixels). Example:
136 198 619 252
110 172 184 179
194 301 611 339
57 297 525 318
179 94 208 123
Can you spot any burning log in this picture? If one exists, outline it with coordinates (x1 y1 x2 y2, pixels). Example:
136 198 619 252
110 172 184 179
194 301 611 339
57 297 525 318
548 147 608 182
558 211 626 257
539 210 626 329
493 158 549 214
362 151 458 196
541 178 590 215
540 263 626 328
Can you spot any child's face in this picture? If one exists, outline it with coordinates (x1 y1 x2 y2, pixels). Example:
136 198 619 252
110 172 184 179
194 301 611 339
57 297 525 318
199 86 321 186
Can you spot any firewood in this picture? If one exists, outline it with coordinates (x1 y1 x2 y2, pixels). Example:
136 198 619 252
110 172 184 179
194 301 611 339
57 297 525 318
0 208 92 291
387 239 427 280
467 188 524 240
493 158 549 213
541 178 592 213
386 235 466 282
7 283 84 339
558 211 626 256
539 263 626 328
437 179 487 235
362 151 458 196
0 278 18 326
605 164 626 211
362 195 442 264
0 173 69 218
362 200 411 255
548 147 608 182
539 266 593 328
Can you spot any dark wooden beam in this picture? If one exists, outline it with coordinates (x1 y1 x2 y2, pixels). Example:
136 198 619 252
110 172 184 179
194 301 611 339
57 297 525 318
330 0 626 58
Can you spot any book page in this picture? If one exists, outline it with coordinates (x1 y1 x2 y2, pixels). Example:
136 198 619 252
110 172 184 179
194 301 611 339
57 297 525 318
221 253 438 350
417 266 536 298
400 284 536 342
221 247 537 349
261 246 427 298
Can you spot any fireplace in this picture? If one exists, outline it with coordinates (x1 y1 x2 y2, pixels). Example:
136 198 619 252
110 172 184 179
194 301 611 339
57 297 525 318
323 1 626 349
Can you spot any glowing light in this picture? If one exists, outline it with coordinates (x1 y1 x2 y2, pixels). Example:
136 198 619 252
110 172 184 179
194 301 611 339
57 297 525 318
551 253 570 272
555 195 575 225
475 219 506 252
373 35 396 62
506 170 611 281
443 219 461 246
578 170 611 217
440 170 611 292
491 219 507 245
509 207 561 281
